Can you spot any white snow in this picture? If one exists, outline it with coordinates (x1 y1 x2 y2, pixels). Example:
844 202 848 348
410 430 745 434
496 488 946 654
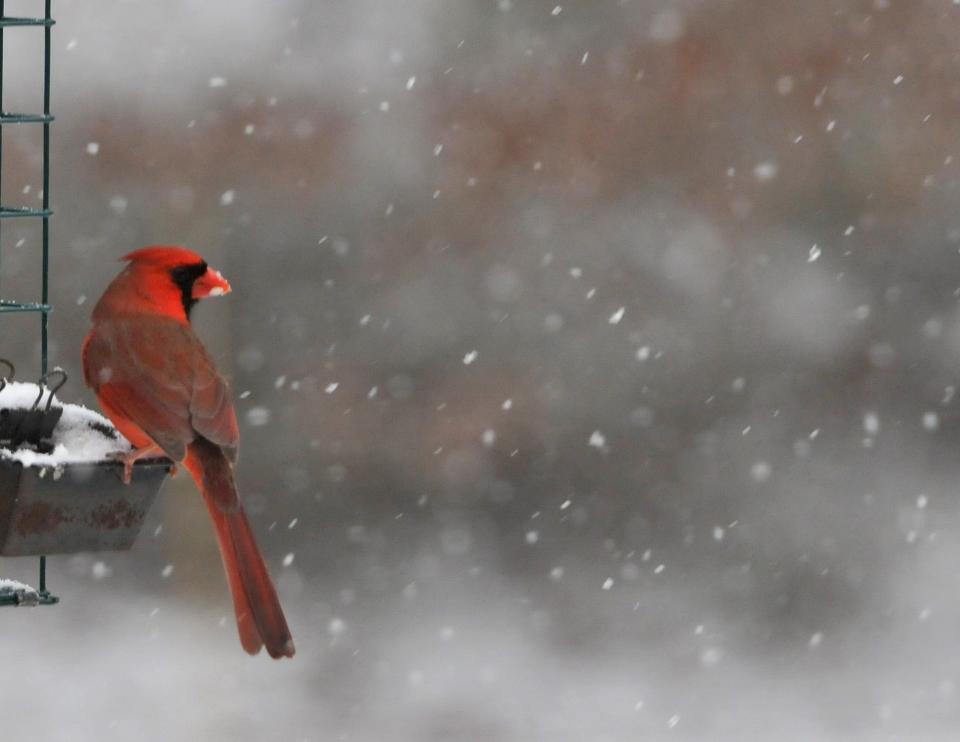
246 406 271 426
0 578 37 593
750 460 772 482
0 578 40 605
753 160 779 182
109 195 128 214
776 75 794 95
0 381 130 468
649 10 685 43
589 430 606 449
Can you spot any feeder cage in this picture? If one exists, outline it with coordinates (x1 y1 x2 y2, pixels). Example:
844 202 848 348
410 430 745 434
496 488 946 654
0 1 170 607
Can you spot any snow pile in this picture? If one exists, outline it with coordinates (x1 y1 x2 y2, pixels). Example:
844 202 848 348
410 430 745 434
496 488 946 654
0 381 130 467
0 578 40 605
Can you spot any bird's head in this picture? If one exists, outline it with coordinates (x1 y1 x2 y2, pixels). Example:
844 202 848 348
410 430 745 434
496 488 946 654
118 246 232 320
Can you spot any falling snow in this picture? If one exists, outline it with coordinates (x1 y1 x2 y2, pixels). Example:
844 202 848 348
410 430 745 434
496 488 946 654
5 6 957 740
589 431 606 449
752 160 779 182
245 407 271 427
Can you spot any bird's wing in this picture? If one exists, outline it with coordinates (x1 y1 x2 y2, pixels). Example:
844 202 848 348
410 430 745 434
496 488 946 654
84 315 238 461
190 341 240 462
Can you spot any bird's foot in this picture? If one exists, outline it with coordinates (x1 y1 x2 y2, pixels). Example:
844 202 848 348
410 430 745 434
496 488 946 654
106 451 136 484
109 445 167 484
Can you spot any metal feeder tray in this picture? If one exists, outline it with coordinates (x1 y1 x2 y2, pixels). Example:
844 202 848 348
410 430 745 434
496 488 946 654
0 364 170 556
0 457 171 556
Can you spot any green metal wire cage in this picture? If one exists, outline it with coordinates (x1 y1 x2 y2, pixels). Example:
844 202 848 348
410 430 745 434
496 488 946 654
0 0 57 606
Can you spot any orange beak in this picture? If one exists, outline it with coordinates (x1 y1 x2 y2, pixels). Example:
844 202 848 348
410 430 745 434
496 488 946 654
192 266 232 299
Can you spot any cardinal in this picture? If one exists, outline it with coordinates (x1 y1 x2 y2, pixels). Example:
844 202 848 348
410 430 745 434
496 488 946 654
82 246 294 659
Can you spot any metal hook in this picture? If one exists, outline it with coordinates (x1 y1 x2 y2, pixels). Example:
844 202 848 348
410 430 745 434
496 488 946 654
0 359 13 394
34 368 67 411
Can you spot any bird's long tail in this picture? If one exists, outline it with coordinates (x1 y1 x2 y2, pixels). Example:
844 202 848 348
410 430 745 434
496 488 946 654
184 437 295 659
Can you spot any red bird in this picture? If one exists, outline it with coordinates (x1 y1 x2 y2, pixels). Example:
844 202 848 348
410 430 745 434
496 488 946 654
82 246 294 659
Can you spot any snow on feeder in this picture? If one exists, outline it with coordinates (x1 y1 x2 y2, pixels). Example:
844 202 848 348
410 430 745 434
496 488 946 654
0 577 42 606
0 365 170 559
0 3 170 606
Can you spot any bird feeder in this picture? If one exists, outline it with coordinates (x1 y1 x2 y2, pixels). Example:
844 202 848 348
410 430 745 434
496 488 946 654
0 1 171 607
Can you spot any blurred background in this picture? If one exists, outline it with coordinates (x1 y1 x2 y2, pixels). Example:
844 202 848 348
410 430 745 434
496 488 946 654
1 0 960 739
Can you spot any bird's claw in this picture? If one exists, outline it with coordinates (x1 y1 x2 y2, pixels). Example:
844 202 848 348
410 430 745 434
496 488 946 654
109 445 170 484
107 450 138 484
